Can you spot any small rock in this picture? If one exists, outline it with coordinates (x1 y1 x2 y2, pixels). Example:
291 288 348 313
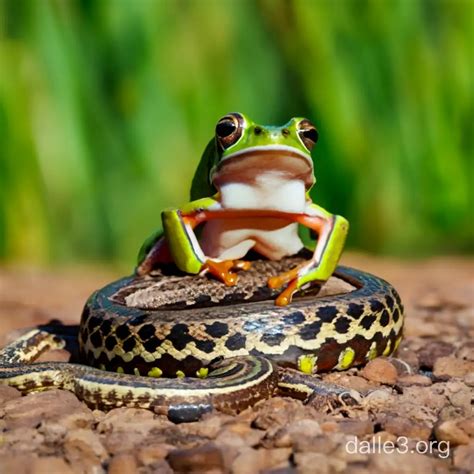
385 358 412 376
464 372 474 387
183 413 227 439
381 415 431 440
231 447 291 474
433 356 474 378
2 427 45 452
3 389 91 430
31 456 74 474
360 359 397 385
369 451 437 473
394 347 420 371
136 443 174 466
64 429 108 469
435 420 470 446
294 452 329 474
272 419 322 450
337 419 373 436
320 421 338 433
97 407 163 434
167 443 225 473
38 422 68 445
322 373 378 393
448 386 472 412
458 417 474 437
0 385 21 404
108 454 138 474
456 341 474 361
371 431 398 444
0 454 37 474
453 443 474 471
253 398 320 433
396 374 432 386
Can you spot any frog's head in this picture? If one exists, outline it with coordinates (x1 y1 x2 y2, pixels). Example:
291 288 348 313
210 112 318 192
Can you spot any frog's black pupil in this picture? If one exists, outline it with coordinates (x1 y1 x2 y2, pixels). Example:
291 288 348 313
302 128 318 143
216 120 236 137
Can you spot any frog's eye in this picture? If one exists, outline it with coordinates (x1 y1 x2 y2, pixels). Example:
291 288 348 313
298 119 319 152
216 113 244 150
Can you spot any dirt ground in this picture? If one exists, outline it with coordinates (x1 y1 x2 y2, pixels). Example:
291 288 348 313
0 253 473 474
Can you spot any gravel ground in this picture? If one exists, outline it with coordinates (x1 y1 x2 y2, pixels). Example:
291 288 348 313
0 254 473 474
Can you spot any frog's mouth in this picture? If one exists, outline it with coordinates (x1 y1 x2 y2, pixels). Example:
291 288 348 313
212 145 314 190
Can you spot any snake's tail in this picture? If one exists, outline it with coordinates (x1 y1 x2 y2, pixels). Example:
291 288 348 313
0 328 66 365
277 368 361 410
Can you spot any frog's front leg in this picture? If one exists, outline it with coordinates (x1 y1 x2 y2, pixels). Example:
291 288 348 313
268 204 349 306
161 197 251 285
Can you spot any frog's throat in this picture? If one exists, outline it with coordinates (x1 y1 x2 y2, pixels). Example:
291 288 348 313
212 146 314 190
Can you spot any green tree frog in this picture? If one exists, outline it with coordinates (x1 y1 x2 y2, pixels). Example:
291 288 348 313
136 113 349 306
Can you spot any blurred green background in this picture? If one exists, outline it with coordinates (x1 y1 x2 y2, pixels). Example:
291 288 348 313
0 0 472 269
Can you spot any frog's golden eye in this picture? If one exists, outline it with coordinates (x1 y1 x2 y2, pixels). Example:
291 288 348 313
298 119 319 151
216 113 244 150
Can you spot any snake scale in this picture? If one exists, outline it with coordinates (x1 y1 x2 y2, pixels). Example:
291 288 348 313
0 256 403 422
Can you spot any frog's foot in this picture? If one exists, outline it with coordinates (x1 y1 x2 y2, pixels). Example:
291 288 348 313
202 259 251 286
268 263 322 306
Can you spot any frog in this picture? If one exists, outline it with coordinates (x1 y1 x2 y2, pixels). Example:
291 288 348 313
136 112 349 306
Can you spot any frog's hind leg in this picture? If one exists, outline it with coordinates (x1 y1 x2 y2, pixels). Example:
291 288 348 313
268 206 349 306
136 235 173 276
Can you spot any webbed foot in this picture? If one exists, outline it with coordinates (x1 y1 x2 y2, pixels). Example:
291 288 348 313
202 259 251 286
268 262 324 306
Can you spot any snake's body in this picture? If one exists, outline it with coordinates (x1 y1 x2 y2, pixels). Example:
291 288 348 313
0 260 403 421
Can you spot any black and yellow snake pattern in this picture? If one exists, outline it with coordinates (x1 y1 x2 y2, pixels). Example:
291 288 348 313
0 257 403 422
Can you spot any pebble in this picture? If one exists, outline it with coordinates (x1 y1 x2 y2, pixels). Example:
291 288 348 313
360 358 398 385
337 419 373 436
396 374 432 386
381 415 431 440
456 341 474 361
167 443 225 472
272 419 322 450
435 420 470 446
464 372 474 387
0 385 21 404
294 452 329 474
322 373 378 393
63 429 108 468
231 447 292 474
453 443 474 471
97 407 164 434
108 453 138 474
31 456 75 474
183 413 227 439
253 398 320 433
2 389 92 430
369 451 437 473
213 421 265 460
394 347 420 371
417 340 454 369
1 427 45 453
136 443 174 466
433 356 474 378
458 417 474 437
0 454 37 474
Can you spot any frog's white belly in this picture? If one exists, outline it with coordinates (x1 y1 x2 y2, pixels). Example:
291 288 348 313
201 175 306 260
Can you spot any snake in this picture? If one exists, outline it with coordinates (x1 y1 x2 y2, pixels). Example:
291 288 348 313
0 257 403 422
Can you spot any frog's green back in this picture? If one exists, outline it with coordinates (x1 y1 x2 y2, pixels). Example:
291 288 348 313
190 138 218 201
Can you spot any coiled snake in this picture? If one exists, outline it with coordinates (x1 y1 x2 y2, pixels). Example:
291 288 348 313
0 256 403 422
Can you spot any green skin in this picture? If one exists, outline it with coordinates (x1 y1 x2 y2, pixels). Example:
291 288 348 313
136 113 349 305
